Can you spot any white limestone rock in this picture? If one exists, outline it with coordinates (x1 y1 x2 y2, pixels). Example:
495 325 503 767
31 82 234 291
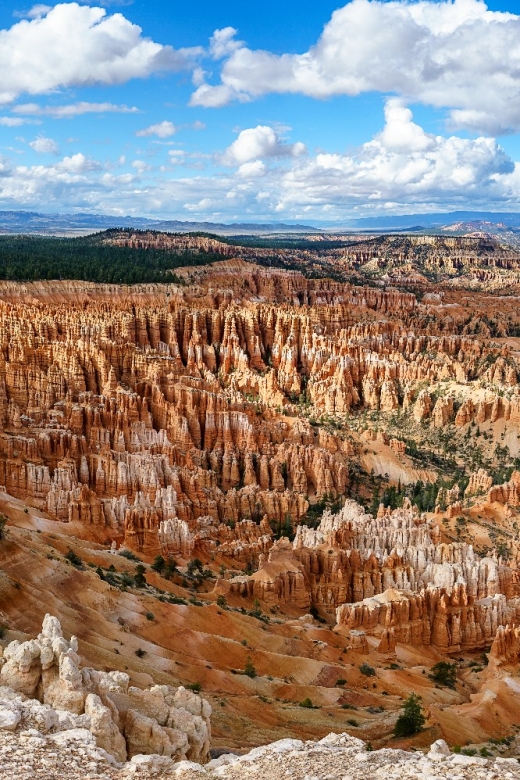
85 692 127 763
0 706 21 731
427 739 450 761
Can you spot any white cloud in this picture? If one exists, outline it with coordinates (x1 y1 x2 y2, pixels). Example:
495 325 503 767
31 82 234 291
136 121 177 138
0 117 28 126
190 0 520 134
277 100 514 211
237 160 266 178
12 101 139 118
26 4 52 18
132 159 150 172
222 125 306 165
209 27 243 59
29 135 59 153
14 5 52 19
168 150 185 158
0 3 202 104
58 153 100 173
0 102 517 219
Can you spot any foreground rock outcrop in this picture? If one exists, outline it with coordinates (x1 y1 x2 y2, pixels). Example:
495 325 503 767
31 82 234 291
0 615 211 765
0 730 518 780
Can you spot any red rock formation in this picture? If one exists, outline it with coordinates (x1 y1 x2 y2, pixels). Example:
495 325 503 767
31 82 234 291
465 469 494 497
488 471 520 505
489 624 520 666
337 586 520 651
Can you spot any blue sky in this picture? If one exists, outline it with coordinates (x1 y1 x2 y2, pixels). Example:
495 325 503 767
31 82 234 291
1 0 520 223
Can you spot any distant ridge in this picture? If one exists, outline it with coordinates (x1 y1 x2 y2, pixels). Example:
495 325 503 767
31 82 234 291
345 211 520 229
0 210 318 236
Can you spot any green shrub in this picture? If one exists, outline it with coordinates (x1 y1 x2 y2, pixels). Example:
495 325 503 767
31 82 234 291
151 555 166 573
145 612 154 621
119 549 141 562
359 663 376 677
119 572 134 588
244 657 257 678
347 719 359 727
430 661 457 689
187 682 201 693
336 679 347 686
216 595 228 608
186 558 204 577
299 698 315 709
0 625 6 640
135 648 146 658
134 564 146 588
0 514 7 541
163 558 178 580
64 549 83 568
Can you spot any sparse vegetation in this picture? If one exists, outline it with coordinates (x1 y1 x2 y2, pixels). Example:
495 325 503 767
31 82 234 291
119 549 141 562
64 549 83 568
430 661 458 689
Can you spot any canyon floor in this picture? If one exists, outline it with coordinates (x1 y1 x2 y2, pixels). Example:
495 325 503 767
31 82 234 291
1 231 520 763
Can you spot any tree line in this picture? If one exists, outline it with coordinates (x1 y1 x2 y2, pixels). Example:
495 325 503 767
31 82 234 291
0 234 225 284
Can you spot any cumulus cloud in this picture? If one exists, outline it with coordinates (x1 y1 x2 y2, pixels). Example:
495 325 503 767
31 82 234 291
25 4 52 17
237 160 266 178
190 0 520 134
221 125 306 166
29 135 59 153
0 3 202 104
12 101 139 118
209 27 243 59
0 102 517 219
277 100 514 212
136 121 177 138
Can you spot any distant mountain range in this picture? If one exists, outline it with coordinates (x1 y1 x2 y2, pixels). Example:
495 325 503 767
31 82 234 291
345 211 520 230
0 211 318 236
3 208 520 237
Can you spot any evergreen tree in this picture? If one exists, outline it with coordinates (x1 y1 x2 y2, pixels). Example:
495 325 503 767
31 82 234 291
134 564 147 588
393 694 425 738
430 661 457 689
151 555 165 574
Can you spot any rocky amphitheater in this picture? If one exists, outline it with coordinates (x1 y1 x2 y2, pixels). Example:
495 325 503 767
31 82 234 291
2 237 520 775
